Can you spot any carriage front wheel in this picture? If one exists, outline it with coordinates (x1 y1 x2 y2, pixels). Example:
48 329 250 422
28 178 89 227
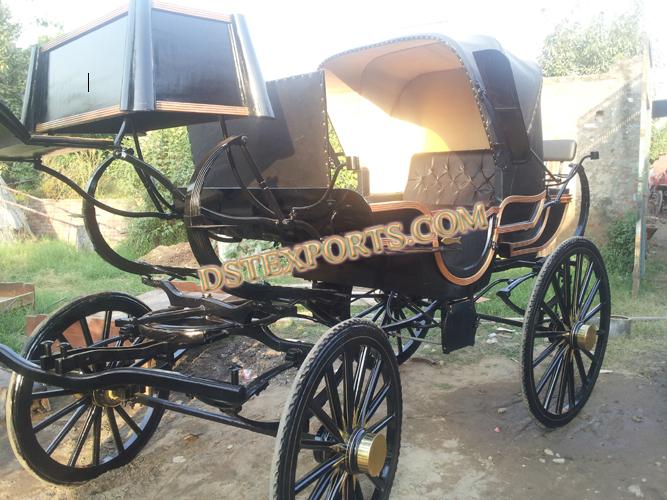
271 318 402 499
521 237 611 428
6 293 168 484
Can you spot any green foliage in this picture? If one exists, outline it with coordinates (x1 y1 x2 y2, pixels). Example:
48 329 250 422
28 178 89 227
0 239 149 351
329 117 358 190
119 127 195 256
602 211 637 274
0 1 33 187
540 11 642 77
0 1 29 116
222 239 277 260
650 124 667 164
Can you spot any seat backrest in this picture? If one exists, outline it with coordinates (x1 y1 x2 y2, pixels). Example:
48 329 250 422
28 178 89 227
403 150 496 207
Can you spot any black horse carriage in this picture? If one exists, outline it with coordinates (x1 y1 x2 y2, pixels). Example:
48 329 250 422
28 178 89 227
0 1 610 497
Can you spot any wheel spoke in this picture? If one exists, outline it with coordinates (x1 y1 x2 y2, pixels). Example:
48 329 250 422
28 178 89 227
535 343 566 395
31 388 77 400
368 474 387 492
308 468 337 500
309 402 343 442
106 407 125 454
532 339 563 368
572 253 583 318
576 260 594 311
544 351 565 411
368 413 395 434
353 347 369 409
45 403 88 455
580 348 594 361
533 330 568 339
343 349 355 433
562 258 572 320
33 397 89 433
581 303 602 324
80 318 94 346
325 367 344 430
92 407 102 466
294 454 344 494
365 384 390 423
67 406 96 467
326 470 347 500
115 405 143 436
102 310 112 341
578 278 600 323
574 349 588 384
300 435 338 450
555 350 572 414
550 275 570 329
358 357 382 427
540 300 567 331
567 357 576 409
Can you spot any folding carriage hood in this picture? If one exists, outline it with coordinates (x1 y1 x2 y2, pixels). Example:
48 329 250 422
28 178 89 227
319 34 545 199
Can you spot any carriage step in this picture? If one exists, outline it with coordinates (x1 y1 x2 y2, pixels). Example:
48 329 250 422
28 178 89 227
442 300 479 353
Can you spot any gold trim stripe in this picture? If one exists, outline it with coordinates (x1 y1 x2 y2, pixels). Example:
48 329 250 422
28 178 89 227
40 5 129 52
35 106 125 133
154 101 250 116
152 2 232 22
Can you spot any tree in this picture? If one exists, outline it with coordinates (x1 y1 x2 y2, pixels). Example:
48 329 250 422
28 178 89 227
650 124 667 164
0 1 29 116
539 10 642 77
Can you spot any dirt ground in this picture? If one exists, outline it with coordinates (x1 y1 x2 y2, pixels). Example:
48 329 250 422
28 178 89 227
1 329 665 500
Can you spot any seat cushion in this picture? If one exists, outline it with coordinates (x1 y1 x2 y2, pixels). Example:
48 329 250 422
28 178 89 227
404 150 496 207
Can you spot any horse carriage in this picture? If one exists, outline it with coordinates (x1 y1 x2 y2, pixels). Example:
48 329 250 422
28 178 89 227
0 1 610 497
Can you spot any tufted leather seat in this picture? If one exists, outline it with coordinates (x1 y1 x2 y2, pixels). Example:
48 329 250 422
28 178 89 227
403 150 496 208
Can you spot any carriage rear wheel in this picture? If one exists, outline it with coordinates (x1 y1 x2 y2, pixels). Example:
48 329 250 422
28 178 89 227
355 292 433 364
6 293 167 484
521 237 611 427
271 319 402 499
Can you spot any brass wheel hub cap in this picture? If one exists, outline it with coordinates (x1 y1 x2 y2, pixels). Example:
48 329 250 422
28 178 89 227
347 429 387 477
92 389 125 408
573 323 597 351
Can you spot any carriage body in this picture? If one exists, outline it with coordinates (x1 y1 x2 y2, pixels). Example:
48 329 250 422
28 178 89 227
0 3 610 497
185 36 578 300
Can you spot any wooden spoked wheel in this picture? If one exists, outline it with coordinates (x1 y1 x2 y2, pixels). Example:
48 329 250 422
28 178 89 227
6 293 167 484
271 319 402 499
521 237 611 427
355 292 433 364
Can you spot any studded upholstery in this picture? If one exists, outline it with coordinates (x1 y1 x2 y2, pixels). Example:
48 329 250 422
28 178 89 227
403 150 496 207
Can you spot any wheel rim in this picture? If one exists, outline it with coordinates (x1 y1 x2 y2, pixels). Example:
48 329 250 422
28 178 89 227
526 246 610 420
288 339 400 498
9 296 166 480
355 292 432 363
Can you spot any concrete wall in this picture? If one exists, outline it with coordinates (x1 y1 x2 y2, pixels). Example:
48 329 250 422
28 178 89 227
542 57 643 245
23 198 133 248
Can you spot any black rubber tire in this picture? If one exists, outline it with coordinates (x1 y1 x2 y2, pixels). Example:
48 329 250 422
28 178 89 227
521 237 611 428
5 293 167 484
271 318 402 499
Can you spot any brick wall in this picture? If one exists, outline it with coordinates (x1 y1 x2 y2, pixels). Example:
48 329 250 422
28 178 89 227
24 198 134 248
541 57 644 245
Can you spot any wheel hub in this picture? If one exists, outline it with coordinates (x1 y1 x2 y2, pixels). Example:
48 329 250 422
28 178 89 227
573 323 597 351
347 428 387 477
92 388 128 407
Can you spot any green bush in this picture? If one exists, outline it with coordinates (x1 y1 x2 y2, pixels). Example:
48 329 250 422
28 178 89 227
115 127 195 256
602 211 637 274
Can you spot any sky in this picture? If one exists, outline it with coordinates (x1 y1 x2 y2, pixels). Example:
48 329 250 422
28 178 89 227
4 0 667 98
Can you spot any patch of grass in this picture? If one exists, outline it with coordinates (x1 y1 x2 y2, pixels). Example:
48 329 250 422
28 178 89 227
0 239 149 351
